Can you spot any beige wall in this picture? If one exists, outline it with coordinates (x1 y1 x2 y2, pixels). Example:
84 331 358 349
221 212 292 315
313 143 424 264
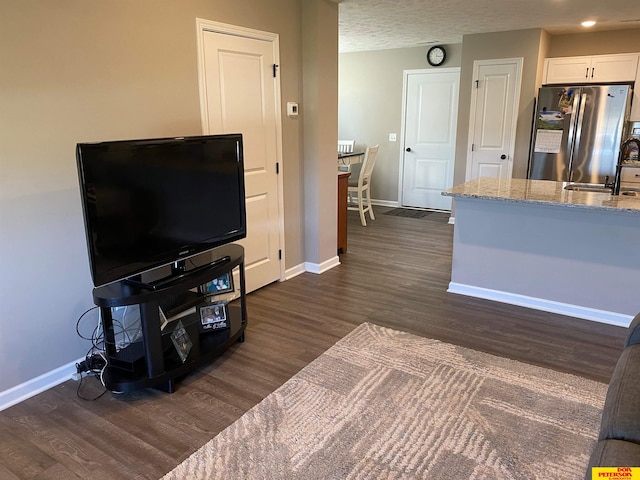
548 29 640 57
339 44 463 202
453 29 546 186
0 0 310 394
302 0 339 265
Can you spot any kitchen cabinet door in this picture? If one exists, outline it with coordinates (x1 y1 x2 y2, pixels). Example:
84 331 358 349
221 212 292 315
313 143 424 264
543 57 591 84
591 54 638 83
543 54 639 85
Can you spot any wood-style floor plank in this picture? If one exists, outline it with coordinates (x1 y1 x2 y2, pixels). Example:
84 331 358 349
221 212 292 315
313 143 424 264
0 208 627 479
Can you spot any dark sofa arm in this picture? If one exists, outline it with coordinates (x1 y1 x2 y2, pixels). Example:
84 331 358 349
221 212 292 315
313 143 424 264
585 312 640 478
585 439 640 478
598 344 640 444
625 312 640 348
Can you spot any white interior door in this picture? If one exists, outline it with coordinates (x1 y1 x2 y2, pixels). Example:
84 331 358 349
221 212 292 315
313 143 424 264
198 21 283 293
401 69 460 210
466 59 522 181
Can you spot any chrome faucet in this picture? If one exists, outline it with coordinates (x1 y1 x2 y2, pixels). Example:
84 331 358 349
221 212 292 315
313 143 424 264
611 138 640 195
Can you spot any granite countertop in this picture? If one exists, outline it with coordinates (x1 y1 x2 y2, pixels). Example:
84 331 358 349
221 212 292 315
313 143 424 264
442 177 640 214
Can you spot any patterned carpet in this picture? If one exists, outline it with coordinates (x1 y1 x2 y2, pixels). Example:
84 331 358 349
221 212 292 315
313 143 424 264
162 323 606 479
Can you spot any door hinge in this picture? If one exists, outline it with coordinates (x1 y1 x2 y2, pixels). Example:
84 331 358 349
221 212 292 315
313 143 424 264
276 162 280 174
475 80 479 89
278 249 282 260
273 64 279 78
471 143 475 151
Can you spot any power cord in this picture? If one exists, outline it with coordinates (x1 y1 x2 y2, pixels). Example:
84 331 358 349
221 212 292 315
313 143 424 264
75 306 109 400
75 306 133 399
76 371 108 401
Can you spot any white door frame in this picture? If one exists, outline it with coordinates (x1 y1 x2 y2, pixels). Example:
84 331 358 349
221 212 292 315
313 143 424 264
397 67 461 207
195 18 286 284
465 58 523 181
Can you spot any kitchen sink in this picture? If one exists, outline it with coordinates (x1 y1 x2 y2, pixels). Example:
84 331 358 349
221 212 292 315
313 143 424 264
564 183 612 193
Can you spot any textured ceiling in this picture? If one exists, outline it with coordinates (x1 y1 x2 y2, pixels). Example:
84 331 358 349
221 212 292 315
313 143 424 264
339 0 640 52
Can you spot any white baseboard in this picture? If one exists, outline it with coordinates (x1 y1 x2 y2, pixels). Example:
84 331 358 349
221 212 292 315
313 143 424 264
371 199 399 208
285 263 306 280
448 216 455 224
0 357 82 412
284 258 342 277
447 282 632 327
305 255 341 274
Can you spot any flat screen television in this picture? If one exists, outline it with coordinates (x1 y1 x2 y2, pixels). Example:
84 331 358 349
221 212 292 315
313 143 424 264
76 134 246 288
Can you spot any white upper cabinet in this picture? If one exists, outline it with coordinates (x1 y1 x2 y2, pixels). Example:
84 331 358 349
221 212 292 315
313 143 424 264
590 55 639 82
543 54 639 84
543 57 592 84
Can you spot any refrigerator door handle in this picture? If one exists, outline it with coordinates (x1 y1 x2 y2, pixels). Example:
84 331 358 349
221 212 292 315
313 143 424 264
567 93 587 182
566 92 585 182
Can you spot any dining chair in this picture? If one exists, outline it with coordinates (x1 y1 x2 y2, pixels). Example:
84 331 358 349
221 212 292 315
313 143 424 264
338 140 356 172
347 145 379 226
338 140 355 154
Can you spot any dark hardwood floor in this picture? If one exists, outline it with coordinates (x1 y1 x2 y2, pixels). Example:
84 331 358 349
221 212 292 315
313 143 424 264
0 207 627 479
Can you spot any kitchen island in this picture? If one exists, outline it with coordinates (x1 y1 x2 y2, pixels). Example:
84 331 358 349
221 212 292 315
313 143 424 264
442 178 640 326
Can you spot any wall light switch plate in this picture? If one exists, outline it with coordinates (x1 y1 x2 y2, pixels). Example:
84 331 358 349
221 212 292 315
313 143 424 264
287 102 299 117
389 133 397 142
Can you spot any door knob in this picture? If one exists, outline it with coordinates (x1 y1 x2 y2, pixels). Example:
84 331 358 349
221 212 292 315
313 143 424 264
500 154 507 160
406 147 412 152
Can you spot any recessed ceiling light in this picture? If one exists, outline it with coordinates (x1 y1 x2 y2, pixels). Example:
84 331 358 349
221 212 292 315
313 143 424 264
581 20 596 27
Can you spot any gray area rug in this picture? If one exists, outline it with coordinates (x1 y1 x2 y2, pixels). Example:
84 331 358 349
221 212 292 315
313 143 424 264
162 323 606 479
383 207 433 218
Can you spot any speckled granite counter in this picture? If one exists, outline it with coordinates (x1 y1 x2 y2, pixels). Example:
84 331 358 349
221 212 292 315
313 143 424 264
442 177 640 214
444 177 640 326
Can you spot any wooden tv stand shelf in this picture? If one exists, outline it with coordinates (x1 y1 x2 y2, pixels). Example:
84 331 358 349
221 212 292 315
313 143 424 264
92 244 247 393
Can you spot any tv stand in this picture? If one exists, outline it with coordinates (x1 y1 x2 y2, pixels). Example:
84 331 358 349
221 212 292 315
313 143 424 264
171 259 187 275
123 255 232 291
92 244 246 393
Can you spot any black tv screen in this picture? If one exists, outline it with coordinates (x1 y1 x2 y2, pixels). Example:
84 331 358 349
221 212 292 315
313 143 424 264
76 134 246 288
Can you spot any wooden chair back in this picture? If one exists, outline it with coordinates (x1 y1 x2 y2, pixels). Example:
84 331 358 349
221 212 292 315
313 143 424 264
338 140 355 154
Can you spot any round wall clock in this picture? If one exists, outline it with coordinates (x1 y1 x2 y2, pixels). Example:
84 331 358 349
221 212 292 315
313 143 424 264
427 45 446 67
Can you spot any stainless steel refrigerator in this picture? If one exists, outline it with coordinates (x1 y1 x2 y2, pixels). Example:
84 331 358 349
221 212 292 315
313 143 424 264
528 84 632 184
